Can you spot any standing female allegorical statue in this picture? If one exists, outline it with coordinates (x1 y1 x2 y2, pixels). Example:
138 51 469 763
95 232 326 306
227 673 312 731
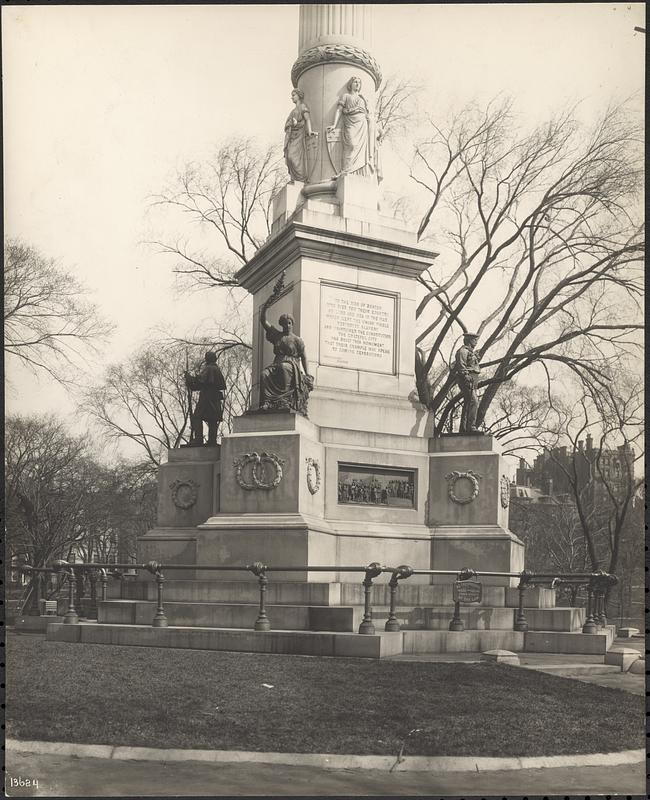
284 88 316 183
327 75 375 177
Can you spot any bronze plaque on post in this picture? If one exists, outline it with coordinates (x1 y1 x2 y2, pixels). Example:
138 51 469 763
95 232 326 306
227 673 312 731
453 580 483 604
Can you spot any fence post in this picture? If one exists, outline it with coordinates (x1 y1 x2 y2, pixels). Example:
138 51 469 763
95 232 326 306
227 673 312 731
51 561 78 625
99 569 108 602
249 562 271 631
62 567 79 625
385 565 413 632
601 573 618 627
582 581 598 634
449 598 464 631
35 571 43 613
514 571 531 632
153 571 168 627
88 570 98 620
449 569 472 632
74 567 86 620
359 562 384 635
598 589 607 628
145 561 168 628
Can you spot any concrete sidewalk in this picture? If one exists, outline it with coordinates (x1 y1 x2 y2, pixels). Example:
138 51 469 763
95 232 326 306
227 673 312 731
388 636 646 694
5 751 646 797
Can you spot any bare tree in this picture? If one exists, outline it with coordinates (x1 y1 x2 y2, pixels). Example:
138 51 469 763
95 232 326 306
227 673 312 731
73 460 157 564
411 99 644 433
375 74 423 144
483 381 554 456
5 415 91 569
4 238 114 383
84 338 251 467
149 138 285 293
525 370 643 575
5 415 159 613
509 497 588 603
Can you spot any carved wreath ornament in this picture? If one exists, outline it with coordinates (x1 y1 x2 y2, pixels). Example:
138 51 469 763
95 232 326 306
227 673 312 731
305 457 321 495
500 475 511 509
291 44 382 89
169 478 200 510
444 470 483 505
234 452 285 491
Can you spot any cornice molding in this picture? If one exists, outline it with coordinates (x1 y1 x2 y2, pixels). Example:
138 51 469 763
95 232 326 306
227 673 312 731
236 222 439 294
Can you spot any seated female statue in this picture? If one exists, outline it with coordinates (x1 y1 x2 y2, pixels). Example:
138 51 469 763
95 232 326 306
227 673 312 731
259 299 314 416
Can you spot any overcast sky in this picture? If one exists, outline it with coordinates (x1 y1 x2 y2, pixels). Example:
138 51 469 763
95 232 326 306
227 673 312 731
3 3 645 425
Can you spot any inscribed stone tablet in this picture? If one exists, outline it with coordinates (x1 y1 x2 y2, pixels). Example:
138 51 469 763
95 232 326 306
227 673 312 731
320 283 396 374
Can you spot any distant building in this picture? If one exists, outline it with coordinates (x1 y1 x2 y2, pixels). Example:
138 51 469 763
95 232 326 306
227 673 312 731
513 434 635 503
509 484 563 506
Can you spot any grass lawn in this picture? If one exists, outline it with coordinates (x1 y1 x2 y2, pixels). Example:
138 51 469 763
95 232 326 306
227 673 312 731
7 633 644 757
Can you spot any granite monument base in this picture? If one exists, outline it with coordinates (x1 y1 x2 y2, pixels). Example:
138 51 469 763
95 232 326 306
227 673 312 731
138 417 523 585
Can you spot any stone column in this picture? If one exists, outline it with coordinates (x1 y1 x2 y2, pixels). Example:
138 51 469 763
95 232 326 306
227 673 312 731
298 4 373 53
291 3 382 190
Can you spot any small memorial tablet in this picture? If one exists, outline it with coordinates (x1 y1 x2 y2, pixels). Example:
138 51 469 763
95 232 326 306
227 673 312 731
453 580 483 604
320 283 397 374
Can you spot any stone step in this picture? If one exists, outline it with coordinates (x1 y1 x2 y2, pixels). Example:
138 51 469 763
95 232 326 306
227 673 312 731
15 614 65 634
402 629 525 654
522 607 585 632
524 626 616 655
45 619 614 659
373 606 516 631
376 606 582 632
342 583 509 607
112 579 557 609
99 599 584 633
116 580 342 607
46 622 404 659
520 663 621 677
98 600 361 632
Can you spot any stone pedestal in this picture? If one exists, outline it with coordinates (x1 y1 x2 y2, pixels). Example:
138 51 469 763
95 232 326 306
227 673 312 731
137 2 525 588
138 425 522 586
138 199 523 586
138 446 221 577
427 435 523 586
157 446 221 529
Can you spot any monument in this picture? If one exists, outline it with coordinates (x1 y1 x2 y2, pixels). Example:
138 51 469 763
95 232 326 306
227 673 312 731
47 5 614 661
138 2 523 587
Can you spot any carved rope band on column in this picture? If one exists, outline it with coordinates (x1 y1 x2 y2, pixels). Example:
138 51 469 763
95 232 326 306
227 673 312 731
291 44 382 89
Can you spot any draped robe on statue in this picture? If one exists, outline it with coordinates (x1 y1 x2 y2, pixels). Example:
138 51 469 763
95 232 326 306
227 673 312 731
260 328 308 411
284 103 310 182
338 92 372 176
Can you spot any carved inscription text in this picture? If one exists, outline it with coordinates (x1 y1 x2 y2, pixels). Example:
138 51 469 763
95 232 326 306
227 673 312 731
320 284 396 374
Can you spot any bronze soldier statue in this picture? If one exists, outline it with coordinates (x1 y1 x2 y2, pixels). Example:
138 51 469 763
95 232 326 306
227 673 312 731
185 351 226 446
454 333 481 433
